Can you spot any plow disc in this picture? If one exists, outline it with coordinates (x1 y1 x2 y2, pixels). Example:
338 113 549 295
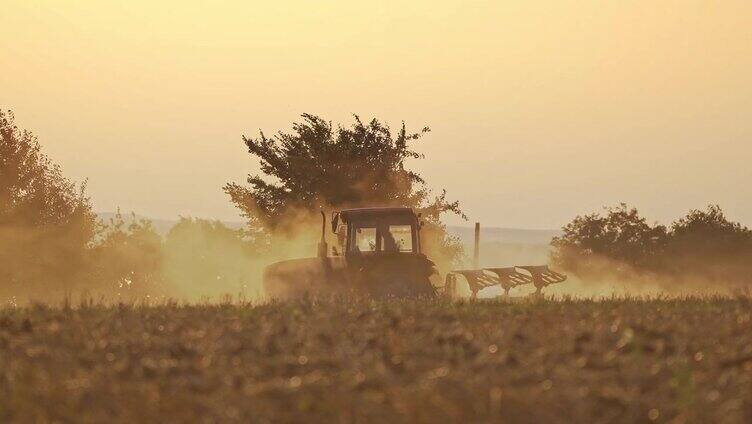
517 265 568 295
485 267 534 295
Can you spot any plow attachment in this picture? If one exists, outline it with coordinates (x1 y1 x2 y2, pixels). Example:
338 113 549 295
443 223 567 298
446 266 566 298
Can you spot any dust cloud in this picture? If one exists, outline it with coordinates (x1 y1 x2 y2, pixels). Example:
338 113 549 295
160 218 326 302
544 253 749 299
0 213 328 306
463 242 744 299
3 216 746 306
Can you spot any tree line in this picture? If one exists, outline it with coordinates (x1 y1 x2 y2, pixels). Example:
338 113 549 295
552 203 752 288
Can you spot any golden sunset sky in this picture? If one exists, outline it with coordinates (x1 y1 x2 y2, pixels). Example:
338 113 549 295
2 1 751 228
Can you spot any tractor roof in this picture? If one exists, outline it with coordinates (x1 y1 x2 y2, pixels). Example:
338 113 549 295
338 207 416 222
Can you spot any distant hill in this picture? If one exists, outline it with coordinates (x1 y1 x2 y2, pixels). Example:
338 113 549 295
446 225 560 246
446 225 560 266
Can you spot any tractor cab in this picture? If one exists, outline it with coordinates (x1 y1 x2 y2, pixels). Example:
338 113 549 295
332 207 421 256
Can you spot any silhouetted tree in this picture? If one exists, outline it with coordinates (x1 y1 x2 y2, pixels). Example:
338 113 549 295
663 205 752 284
551 204 667 276
91 211 163 295
224 114 464 266
668 205 751 254
0 109 97 298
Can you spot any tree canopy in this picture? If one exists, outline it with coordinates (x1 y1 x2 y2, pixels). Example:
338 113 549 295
0 110 95 231
551 204 667 275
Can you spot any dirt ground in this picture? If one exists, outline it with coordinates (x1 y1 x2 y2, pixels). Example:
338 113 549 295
2 297 752 423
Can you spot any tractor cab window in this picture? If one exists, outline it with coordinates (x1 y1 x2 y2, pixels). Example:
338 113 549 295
348 218 417 254
354 226 378 252
387 225 413 252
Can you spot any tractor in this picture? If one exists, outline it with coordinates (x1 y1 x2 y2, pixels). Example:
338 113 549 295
262 207 566 299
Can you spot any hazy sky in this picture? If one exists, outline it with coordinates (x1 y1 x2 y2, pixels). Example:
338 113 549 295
2 1 751 228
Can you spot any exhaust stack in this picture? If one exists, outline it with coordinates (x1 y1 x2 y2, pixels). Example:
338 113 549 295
317 211 328 258
473 222 480 269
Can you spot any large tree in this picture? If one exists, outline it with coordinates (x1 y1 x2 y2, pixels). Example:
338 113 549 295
0 109 97 298
224 114 464 266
